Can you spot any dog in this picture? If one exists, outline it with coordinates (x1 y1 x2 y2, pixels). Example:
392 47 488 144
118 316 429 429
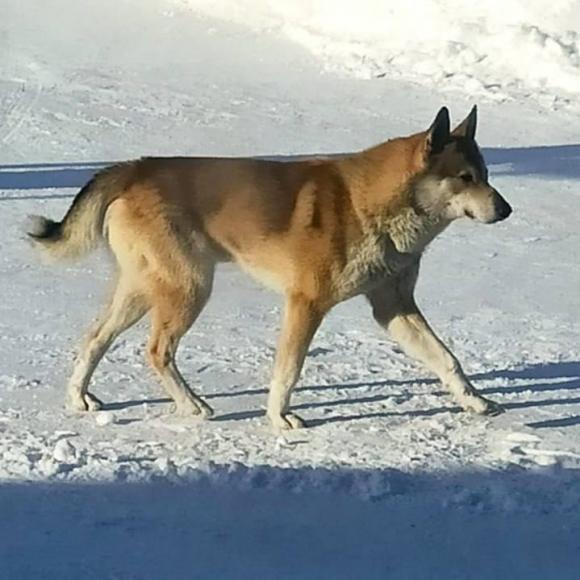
27 106 512 430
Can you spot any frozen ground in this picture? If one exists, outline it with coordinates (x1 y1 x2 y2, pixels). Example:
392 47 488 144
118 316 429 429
1 0 580 578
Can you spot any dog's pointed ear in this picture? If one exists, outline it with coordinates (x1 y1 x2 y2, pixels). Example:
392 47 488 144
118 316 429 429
424 106 450 158
452 105 477 139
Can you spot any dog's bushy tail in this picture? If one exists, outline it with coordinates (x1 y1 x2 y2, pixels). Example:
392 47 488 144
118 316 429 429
26 163 132 261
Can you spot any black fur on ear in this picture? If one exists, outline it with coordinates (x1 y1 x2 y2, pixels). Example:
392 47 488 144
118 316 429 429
452 105 477 139
425 106 450 156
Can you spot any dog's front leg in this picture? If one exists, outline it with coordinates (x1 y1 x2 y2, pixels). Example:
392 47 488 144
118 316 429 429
266 294 325 430
368 288 503 415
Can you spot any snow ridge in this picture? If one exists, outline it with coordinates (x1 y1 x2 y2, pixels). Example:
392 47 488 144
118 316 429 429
181 0 580 109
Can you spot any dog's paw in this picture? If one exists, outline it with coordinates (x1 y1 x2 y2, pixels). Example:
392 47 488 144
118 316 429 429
268 412 307 431
174 398 214 419
196 399 214 419
462 395 504 416
84 392 104 411
480 399 505 416
66 392 103 412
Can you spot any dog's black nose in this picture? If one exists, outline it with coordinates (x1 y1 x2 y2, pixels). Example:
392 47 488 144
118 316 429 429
494 196 512 221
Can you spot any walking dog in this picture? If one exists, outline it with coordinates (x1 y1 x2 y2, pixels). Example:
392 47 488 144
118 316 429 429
28 106 512 429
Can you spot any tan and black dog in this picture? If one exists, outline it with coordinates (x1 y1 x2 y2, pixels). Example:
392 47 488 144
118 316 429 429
28 106 512 430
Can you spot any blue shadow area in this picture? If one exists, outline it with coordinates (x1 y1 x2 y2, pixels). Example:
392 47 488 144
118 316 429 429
0 144 579 199
1 466 579 579
0 162 109 198
484 144 580 179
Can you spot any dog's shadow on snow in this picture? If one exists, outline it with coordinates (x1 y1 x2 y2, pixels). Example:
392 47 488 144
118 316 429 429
209 360 580 427
299 360 580 428
1 144 579 200
107 360 580 429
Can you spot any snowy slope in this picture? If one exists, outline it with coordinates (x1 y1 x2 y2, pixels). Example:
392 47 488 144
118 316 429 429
182 0 580 109
1 0 580 578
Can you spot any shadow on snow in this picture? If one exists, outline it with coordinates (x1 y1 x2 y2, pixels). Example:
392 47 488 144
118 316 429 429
0 464 579 579
102 360 580 428
0 143 579 199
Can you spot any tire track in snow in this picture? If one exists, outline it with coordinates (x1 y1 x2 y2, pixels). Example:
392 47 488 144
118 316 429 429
1 79 42 145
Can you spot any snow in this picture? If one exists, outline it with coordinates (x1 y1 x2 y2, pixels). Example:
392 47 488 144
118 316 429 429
1 0 580 578
181 0 580 109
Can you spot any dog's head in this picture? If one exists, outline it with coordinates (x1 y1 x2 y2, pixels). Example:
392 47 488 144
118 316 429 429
413 106 512 224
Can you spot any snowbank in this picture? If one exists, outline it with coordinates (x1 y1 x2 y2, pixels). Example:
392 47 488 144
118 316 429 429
179 0 580 108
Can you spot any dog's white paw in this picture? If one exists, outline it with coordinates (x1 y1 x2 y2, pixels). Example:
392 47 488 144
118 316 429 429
268 412 306 431
84 393 103 411
462 395 504 416
174 398 214 419
66 398 87 413
66 392 103 412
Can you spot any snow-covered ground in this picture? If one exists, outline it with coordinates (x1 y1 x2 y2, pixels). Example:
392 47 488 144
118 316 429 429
1 0 580 578
183 0 580 109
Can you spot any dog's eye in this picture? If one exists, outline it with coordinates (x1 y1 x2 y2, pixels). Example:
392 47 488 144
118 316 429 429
459 173 474 183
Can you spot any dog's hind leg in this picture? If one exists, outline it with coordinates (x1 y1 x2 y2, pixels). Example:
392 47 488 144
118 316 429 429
104 191 215 418
266 294 325 430
146 278 214 418
67 280 148 412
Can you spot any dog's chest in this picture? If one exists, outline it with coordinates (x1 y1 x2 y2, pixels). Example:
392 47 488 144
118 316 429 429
334 210 446 299
334 233 416 299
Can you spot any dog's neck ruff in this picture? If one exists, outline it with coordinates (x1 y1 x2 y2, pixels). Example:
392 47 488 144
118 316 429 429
378 207 448 254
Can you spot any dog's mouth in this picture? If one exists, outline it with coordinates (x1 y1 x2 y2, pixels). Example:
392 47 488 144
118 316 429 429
464 209 475 219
